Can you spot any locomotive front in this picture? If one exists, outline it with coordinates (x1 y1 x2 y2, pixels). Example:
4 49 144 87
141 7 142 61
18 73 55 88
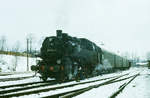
33 30 79 81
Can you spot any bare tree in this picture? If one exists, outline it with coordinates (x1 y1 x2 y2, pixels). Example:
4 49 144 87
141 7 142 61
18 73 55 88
0 35 7 51
12 41 20 71
26 33 35 54
12 41 20 52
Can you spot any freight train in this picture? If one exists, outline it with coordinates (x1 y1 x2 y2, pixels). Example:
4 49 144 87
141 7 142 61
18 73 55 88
31 30 131 81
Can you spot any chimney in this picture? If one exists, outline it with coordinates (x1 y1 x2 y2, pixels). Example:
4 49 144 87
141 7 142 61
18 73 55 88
56 30 62 38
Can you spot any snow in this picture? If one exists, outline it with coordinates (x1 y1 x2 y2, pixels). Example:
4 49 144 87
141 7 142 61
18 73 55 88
0 54 150 98
0 72 34 79
0 67 139 98
74 79 129 98
0 54 36 72
12 76 129 98
136 62 148 66
74 68 140 98
74 67 150 98
0 73 41 87
116 67 150 98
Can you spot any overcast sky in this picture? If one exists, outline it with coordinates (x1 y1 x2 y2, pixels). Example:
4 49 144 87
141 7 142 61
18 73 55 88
0 0 150 59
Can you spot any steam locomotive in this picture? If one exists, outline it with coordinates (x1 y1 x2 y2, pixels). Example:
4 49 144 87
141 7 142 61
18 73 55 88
31 30 131 81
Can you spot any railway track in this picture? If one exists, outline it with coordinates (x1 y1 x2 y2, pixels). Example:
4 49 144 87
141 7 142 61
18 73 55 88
0 75 35 82
0 73 132 98
109 73 139 98
0 80 57 95
43 73 140 98
0 80 55 89
0 73 12 76
0 71 33 76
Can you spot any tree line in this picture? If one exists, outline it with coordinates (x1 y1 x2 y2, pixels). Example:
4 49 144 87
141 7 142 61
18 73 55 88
0 33 45 57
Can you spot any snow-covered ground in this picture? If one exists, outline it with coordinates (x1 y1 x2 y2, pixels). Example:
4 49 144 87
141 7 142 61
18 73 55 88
75 67 150 98
0 67 143 98
0 54 150 98
0 72 41 87
116 67 150 98
0 54 36 72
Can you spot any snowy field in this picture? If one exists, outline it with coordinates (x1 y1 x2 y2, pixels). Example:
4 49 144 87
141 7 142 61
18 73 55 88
0 54 36 72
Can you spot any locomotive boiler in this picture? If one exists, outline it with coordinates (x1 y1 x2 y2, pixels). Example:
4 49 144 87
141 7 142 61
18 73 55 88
31 30 131 81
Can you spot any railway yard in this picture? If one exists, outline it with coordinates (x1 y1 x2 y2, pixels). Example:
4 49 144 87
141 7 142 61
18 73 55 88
0 67 149 98
0 0 149 97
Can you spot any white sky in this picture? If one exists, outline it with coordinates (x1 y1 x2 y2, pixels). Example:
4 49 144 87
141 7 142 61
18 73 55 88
0 0 150 59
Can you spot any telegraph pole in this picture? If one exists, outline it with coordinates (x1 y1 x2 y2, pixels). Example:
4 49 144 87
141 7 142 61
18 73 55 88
27 38 29 71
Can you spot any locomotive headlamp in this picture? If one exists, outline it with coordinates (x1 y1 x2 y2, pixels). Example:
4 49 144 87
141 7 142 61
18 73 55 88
56 59 61 64
50 66 54 71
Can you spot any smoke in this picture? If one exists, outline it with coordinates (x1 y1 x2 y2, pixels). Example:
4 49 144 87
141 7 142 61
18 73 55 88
55 0 72 30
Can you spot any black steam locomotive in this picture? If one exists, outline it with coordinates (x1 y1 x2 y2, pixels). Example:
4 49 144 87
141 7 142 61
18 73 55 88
31 30 131 81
